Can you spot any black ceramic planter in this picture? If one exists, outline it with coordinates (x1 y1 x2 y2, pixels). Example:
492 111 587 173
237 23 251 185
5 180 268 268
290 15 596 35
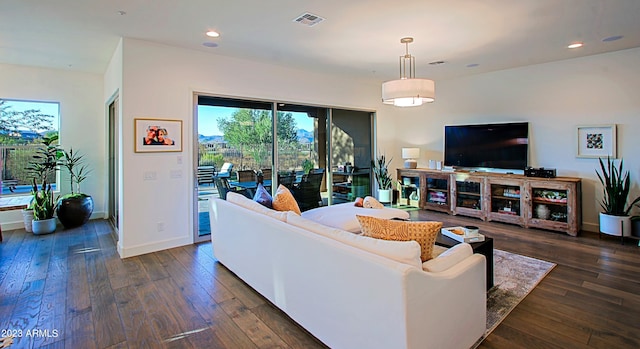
56 194 94 229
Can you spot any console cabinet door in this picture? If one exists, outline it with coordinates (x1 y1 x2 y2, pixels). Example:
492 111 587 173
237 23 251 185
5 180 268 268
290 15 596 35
486 178 525 225
451 174 486 220
423 172 452 213
525 179 581 236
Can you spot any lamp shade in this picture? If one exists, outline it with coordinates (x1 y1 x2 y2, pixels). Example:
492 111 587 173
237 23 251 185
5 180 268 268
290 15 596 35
382 79 435 107
402 147 420 159
402 147 420 169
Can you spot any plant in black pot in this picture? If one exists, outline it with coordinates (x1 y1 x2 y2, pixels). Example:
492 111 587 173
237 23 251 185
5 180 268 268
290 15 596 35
31 178 57 234
56 147 93 229
596 156 640 239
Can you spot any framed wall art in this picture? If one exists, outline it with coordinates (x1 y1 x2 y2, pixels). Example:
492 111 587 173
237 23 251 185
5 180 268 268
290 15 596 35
135 118 183 153
576 124 616 158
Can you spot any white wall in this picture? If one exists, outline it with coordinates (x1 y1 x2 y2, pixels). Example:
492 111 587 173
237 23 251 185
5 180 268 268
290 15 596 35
0 63 105 229
116 38 382 257
389 47 640 232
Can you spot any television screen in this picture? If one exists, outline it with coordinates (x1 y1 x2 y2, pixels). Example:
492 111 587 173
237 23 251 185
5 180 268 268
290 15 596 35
444 122 529 170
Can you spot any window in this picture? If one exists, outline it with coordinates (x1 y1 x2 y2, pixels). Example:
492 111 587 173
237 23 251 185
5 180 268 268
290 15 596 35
0 99 60 196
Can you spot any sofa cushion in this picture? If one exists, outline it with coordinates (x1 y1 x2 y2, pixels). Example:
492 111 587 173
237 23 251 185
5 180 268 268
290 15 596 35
253 183 273 208
422 243 473 273
227 192 287 221
272 184 301 215
357 215 442 262
301 203 410 233
286 212 422 268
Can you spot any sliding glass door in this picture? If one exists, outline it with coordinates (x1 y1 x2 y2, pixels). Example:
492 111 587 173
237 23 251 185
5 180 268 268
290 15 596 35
195 96 273 241
194 95 374 242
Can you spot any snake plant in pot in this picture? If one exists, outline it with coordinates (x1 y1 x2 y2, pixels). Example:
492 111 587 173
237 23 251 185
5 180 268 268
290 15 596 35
372 154 393 203
24 134 62 233
31 178 57 234
596 156 640 238
56 147 93 229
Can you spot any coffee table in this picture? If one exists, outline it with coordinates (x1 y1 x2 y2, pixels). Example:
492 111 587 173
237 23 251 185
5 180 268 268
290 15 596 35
435 232 494 290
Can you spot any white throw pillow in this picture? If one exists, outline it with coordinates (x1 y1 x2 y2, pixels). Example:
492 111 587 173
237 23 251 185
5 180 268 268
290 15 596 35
286 212 422 268
226 192 288 221
422 243 473 273
363 196 384 209
301 203 410 233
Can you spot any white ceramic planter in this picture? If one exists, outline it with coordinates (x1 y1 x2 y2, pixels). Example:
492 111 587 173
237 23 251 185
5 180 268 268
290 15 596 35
599 212 631 237
32 218 57 235
22 209 34 233
378 189 392 203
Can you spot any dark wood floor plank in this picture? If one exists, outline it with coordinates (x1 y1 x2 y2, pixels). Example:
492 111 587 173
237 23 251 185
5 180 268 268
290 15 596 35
7 278 46 349
218 297 291 349
64 311 96 349
252 302 328 349
113 285 163 348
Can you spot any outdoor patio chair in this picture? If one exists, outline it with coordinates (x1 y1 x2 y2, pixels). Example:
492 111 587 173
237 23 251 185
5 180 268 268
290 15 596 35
215 162 233 179
214 177 250 200
292 169 325 211
197 166 215 186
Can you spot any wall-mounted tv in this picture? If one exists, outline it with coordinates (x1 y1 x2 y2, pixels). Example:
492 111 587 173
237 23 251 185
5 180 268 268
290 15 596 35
444 122 529 170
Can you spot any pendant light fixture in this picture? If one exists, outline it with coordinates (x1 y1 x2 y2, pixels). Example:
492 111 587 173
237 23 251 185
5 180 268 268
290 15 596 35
381 37 435 107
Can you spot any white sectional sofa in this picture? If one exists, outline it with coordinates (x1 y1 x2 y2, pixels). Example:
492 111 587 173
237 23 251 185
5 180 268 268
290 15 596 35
209 194 486 349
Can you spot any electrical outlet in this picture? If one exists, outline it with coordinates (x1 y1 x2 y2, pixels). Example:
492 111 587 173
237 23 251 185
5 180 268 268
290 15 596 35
157 222 165 232
143 171 157 180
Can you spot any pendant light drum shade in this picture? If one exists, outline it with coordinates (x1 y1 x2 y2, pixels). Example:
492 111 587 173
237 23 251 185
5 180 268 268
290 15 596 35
381 37 435 107
382 79 435 107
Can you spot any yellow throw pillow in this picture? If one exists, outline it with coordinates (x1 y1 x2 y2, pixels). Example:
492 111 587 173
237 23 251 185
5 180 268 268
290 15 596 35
272 184 302 215
357 215 442 262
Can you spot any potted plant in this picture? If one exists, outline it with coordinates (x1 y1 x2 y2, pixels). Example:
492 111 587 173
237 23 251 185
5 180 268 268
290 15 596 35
371 154 393 203
31 178 56 234
596 156 640 237
56 147 93 228
23 134 61 232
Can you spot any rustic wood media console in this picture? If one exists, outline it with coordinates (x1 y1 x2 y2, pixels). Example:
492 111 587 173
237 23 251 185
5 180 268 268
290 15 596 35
397 168 582 236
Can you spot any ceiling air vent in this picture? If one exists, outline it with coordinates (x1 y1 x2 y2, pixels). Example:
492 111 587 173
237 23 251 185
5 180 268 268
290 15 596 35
293 12 325 27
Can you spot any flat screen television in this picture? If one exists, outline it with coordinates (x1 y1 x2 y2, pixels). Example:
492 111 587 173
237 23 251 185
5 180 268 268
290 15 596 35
444 122 529 170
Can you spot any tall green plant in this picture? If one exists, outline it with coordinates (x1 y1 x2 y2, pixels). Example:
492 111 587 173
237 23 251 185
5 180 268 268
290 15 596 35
371 154 393 190
32 178 55 220
26 134 62 183
60 147 91 194
596 156 640 216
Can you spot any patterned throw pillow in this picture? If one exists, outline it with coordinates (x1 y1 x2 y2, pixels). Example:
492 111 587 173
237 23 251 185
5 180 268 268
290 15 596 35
272 184 302 215
357 215 442 262
253 183 273 208
363 196 384 209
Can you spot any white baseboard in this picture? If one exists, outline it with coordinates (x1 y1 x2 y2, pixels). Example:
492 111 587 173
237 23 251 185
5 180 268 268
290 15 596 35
117 236 193 258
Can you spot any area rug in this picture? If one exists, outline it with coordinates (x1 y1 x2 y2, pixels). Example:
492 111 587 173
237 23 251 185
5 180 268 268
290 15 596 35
476 249 555 346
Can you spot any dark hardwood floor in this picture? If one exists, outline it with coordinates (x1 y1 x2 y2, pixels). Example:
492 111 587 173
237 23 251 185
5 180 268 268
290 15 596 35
0 213 638 348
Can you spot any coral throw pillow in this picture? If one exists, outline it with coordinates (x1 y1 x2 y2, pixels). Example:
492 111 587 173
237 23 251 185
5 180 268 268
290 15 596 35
354 197 364 207
357 215 442 262
272 184 302 215
253 183 273 208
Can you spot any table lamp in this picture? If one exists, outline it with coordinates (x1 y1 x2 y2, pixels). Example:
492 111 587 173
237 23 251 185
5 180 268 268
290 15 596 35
402 147 420 169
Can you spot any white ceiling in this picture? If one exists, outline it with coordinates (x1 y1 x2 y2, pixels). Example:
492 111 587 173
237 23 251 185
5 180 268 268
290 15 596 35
2 0 640 82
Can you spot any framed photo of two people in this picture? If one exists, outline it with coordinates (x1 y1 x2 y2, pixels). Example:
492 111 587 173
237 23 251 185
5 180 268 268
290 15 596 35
135 118 183 153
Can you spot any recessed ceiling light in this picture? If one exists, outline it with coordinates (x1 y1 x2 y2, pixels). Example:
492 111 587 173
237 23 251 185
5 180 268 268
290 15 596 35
602 35 623 42
206 31 220 38
466 63 479 68
567 42 583 49
202 42 218 48
428 60 446 66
